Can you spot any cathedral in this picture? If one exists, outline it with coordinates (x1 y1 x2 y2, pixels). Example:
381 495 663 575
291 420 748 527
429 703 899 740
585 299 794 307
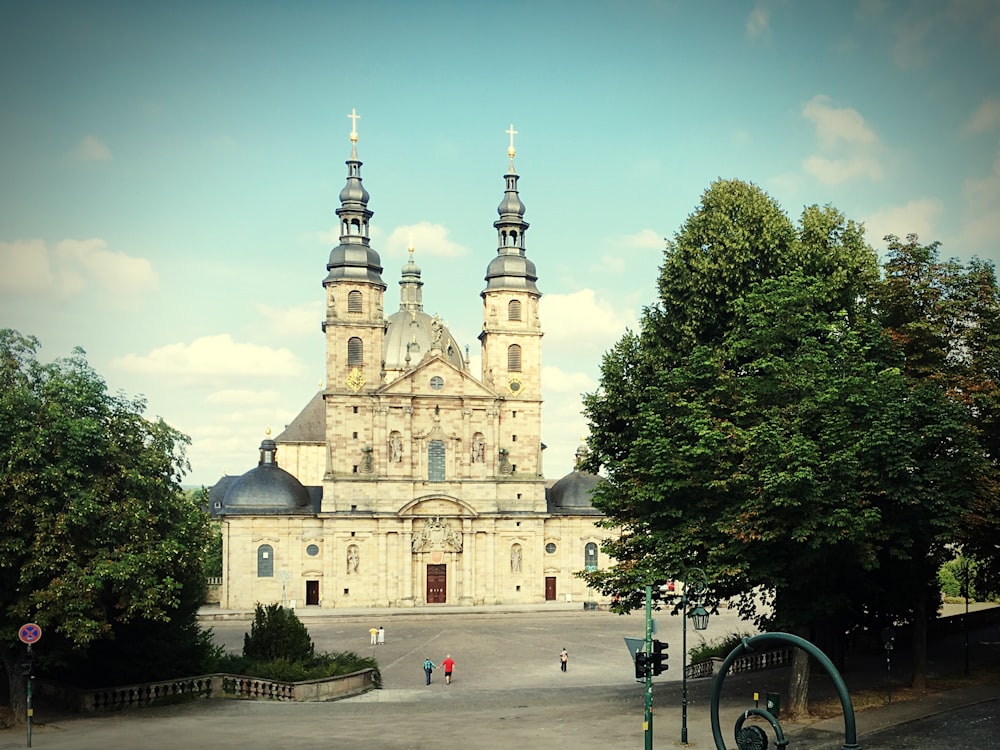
209 116 613 609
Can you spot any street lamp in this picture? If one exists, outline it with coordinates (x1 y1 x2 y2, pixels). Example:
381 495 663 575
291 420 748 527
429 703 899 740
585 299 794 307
681 568 710 745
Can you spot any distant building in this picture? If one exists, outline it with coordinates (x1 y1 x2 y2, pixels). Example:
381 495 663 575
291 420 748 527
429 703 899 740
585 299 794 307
210 119 612 609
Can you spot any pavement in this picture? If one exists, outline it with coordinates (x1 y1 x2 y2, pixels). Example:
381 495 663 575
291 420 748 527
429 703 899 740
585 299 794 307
0 601 996 749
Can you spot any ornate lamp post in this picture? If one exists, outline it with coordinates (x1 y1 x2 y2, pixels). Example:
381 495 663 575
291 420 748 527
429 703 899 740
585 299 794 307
681 568 710 745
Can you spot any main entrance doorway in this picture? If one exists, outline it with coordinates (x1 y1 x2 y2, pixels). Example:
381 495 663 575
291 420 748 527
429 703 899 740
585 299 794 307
306 580 319 605
427 564 447 603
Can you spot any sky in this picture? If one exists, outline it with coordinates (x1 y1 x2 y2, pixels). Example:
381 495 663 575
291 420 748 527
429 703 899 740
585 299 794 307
2 0 998 486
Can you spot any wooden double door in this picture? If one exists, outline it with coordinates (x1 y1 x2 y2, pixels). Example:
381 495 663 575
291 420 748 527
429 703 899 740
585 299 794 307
426 564 447 603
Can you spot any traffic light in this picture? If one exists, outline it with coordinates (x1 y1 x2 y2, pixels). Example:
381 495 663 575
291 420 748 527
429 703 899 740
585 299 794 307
650 639 669 675
634 651 649 679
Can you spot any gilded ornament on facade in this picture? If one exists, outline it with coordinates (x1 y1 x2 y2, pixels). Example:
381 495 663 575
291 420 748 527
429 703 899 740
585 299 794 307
346 367 366 391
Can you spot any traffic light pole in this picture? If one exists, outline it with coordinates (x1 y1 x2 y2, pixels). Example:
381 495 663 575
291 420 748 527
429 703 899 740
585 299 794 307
644 584 653 750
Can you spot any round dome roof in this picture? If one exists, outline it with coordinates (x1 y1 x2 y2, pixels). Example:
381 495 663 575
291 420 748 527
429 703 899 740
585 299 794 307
383 310 466 375
221 439 311 514
547 470 602 513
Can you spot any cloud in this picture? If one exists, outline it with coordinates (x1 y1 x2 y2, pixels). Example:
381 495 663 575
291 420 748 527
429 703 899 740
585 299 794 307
255 302 323 338
961 146 1000 249
73 135 111 161
863 198 944 249
384 221 467 258
746 6 769 37
0 238 156 306
541 364 596 395
112 335 303 379
964 99 1000 135
802 95 878 148
204 389 284 406
801 95 883 185
542 289 638 359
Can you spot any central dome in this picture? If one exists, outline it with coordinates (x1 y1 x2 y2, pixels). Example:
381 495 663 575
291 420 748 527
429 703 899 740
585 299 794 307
383 310 465 380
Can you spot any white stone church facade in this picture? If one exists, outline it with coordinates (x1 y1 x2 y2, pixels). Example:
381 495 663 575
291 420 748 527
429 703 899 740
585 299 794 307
210 120 613 610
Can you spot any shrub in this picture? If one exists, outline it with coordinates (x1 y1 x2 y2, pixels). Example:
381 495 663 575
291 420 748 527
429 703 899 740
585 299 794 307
243 603 314 662
688 631 754 664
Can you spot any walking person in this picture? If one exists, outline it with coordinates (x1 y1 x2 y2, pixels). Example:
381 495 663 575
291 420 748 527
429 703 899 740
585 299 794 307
560 647 568 672
441 654 455 684
423 657 437 685
377 625 385 645
369 626 378 646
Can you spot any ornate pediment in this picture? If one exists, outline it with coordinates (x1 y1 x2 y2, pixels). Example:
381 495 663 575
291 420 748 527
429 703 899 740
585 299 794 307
411 516 463 553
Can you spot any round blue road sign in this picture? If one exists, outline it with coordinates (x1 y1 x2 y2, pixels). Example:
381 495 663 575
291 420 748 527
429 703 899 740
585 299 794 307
18 623 41 644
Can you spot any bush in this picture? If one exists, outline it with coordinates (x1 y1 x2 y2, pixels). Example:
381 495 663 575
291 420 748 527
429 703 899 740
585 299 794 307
211 650 381 686
688 631 754 664
243 603 314 662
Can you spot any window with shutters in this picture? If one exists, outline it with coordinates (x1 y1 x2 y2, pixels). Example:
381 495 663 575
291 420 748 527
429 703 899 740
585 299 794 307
507 299 522 321
428 440 445 482
347 290 362 312
507 344 522 372
348 337 363 366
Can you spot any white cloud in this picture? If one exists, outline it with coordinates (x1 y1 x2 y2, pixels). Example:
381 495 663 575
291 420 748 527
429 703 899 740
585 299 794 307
204 389 283 406
863 198 944 248
801 95 883 185
802 154 883 184
961 146 1000 249
255 302 323 338
964 99 1000 134
802 95 878 148
541 364 596 395
73 135 111 161
542 289 638 359
746 6 769 37
384 221 467 258
112 335 303 379
0 238 156 306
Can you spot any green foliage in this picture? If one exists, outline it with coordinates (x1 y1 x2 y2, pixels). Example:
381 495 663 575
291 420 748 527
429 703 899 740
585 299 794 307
939 557 978 601
243 603 315 662
204 520 223 579
0 330 215 705
212 651 380 686
688 632 754 664
582 184 990 643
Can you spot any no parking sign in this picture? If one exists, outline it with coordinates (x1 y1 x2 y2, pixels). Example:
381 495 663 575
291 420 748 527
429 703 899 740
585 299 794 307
18 623 42 645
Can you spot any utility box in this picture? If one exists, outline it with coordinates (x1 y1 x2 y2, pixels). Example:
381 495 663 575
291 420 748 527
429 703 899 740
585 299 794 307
766 692 780 718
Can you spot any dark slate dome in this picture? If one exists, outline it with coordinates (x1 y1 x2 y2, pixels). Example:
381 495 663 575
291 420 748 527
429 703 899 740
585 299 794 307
546 443 603 514
219 438 311 515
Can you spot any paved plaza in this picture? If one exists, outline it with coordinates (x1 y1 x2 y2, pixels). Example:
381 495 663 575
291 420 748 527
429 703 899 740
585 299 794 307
1 603 997 749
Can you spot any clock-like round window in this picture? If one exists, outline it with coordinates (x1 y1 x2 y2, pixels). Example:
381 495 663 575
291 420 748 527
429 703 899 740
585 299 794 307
545 542 556 554
430 375 444 390
306 544 320 557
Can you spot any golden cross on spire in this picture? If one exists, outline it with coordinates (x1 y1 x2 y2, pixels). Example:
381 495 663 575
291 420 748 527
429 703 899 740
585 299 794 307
506 123 518 159
348 108 360 142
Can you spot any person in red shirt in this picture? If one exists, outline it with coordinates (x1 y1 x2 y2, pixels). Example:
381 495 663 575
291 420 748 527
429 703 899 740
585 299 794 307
441 654 455 684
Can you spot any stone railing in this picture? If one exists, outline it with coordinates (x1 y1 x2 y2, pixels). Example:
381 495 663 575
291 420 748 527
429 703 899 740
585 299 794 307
39 668 377 712
685 648 793 679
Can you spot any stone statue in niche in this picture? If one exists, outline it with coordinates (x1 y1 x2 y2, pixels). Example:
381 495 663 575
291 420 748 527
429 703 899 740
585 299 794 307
347 545 359 574
388 433 403 463
511 544 522 573
472 434 485 463
360 444 374 473
498 448 512 475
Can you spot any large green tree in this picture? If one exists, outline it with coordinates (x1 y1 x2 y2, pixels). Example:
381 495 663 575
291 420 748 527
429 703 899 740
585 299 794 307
0 330 214 720
582 181 981 714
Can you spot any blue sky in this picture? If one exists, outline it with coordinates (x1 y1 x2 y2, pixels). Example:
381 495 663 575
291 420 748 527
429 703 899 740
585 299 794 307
2 0 998 486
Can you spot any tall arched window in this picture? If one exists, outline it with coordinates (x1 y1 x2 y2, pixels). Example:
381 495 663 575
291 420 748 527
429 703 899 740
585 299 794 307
507 299 522 321
257 545 274 577
507 344 522 372
584 542 598 571
428 440 445 482
347 290 363 312
347 337 363 366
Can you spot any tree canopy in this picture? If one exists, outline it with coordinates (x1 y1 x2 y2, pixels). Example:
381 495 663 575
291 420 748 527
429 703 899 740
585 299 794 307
0 330 214 714
582 180 998 707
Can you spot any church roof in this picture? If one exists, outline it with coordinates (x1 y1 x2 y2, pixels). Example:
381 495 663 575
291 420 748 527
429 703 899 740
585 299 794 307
275 390 325 443
213 438 315 516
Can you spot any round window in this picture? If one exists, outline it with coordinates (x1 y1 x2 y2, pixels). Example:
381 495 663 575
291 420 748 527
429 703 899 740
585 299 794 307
306 544 320 557
430 375 444 390
545 542 556 554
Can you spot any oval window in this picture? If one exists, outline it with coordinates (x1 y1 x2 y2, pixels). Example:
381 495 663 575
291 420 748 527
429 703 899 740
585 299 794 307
545 542 556 554
306 544 320 557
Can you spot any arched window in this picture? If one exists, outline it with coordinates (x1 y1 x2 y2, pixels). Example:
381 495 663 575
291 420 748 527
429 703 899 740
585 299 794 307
347 290 363 312
428 440 445 482
507 299 522 321
584 542 598 571
348 337 363 366
507 344 522 372
257 545 274 577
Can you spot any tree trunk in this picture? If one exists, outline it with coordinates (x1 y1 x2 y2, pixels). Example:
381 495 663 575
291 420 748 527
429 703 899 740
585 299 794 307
911 595 928 689
787 638 811 718
0 646 27 728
